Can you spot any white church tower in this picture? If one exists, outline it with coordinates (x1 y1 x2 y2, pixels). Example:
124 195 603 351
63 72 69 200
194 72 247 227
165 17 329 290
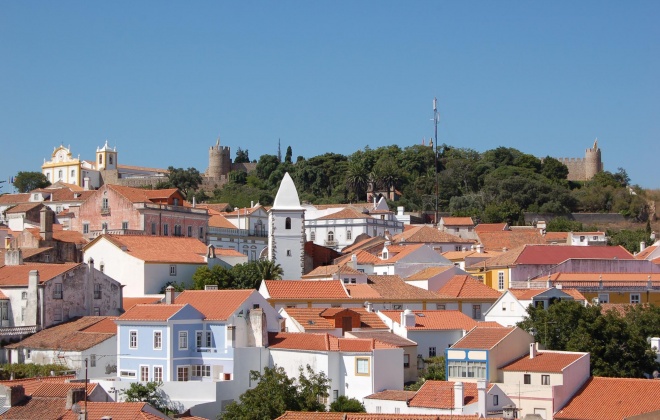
268 172 305 279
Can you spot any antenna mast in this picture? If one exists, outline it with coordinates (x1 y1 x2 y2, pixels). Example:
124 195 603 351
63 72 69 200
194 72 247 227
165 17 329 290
433 97 439 226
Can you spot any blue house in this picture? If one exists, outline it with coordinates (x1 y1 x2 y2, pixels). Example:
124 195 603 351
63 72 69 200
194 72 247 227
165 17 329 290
115 287 281 382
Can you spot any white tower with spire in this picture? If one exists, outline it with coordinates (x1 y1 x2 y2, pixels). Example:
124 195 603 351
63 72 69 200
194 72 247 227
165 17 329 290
268 172 305 279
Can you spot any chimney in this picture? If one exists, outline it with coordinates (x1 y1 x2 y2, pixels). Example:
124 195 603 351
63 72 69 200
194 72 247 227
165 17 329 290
400 309 415 328
1 384 26 406
40 207 53 242
453 382 464 411
165 285 175 304
66 388 86 410
5 249 23 266
640 241 646 252
351 254 357 270
397 206 404 216
251 201 254 208
365 302 373 313
192 196 196 208
247 307 268 348
476 244 484 254
26 270 39 326
477 379 487 417
530 342 538 359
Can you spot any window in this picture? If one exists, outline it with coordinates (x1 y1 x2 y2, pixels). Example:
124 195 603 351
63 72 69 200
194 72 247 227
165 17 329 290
285 217 291 229
206 331 212 347
102 198 109 210
99 263 104 273
53 283 63 299
493 394 499 406
70 170 75 178
199 226 204 239
447 361 487 379
120 370 136 378
310 231 315 241
593 236 598 241
472 304 481 320
0 301 8 321
356 357 370 375
177 366 189 381
328 231 334 241
173 198 179 206
502 302 507 311
192 365 211 377
524 374 531 384
99 155 103 164
109 155 113 165
196 331 203 349
90 354 96 367
286 249 292 256
174 224 182 236
598 293 609 304
395 407 400 414
403 354 410 368
122 221 128 230
140 366 149 381
163 224 169 236
333 390 339 400
541 374 550 385
154 331 162 350
498 272 505 290
58 169 63 179
154 366 163 382
437 304 445 310
130 331 138 349
94 284 102 299
347 230 352 240
187 226 192 237
179 331 188 349
83 223 89 234
580 236 585 242
151 222 157 235
53 307 62 322
429 347 436 357
93 307 100 316
170 265 176 276
393 304 403 310
21 291 27 300
101 222 108 231
630 294 640 304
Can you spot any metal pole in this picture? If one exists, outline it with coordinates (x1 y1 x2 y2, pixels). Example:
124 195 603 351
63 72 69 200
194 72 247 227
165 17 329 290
84 357 88 420
434 97 439 226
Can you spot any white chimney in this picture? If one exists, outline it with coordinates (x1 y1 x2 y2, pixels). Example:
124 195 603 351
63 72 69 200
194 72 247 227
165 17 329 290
251 201 254 208
530 342 538 359
365 302 373 313
400 309 415 328
476 244 484 254
477 379 487 417
351 254 357 270
453 382 464 410
165 285 175 304
192 196 196 208
640 241 646 252
397 206 404 216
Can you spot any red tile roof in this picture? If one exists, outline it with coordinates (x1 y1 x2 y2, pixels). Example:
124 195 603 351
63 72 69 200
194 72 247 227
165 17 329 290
636 244 658 260
345 284 381 299
516 245 634 265
207 209 237 229
0 375 75 396
62 402 165 420
277 413 486 420
475 223 508 232
283 307 388 330
96 234 209 264
347 331 416 347
554 377 660 420
502 351 587 373
466 245 527 269
451 326 515 350
365 275 441 300
174 289 253 320
341 236 386 254
0 193 30 204
476 231 546 251
335 249 381 265
263 280 350 300
436 275 502 299
268 332 394 352
30 382 96 398
408 380 479 409
0 263 80 287
441 217 474 226
380 310 477 331
405 266 455 281
317 207 373 220
5 316 116 351
107 184 180 204
303 263 363 278
393 225 473 244
26 225 87 245
5 202 43 214
376 244 427 264
122 296 162 310
118 304 188 321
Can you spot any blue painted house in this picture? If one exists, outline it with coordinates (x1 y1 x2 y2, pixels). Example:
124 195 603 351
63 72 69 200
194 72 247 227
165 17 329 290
115 287 281 382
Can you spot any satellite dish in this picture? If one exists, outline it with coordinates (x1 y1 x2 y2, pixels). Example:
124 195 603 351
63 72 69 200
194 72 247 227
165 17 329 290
71 403 82 414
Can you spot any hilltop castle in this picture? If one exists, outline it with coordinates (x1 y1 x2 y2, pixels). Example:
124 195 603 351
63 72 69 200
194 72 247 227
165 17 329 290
201 138 257 191
555 139 603 181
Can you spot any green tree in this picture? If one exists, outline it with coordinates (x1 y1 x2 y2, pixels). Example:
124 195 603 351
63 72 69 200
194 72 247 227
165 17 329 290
257 259 283 281
329 396 366 412
546 217 584 232
122 381 173 414
255 155 281 185
345 158 370 202
541 157 569 182
608 229 652 254
285 146 293 164
235 148 250 164
221 365 330 420
405 356 446 391
163 167 203 199
13 171 51 193
192 265 234 289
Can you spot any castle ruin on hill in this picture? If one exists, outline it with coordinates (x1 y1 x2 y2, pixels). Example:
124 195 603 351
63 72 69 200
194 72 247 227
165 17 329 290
555 139 603 181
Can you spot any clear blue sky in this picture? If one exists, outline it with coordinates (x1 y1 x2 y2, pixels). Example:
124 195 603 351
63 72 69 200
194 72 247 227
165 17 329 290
1 1 658 191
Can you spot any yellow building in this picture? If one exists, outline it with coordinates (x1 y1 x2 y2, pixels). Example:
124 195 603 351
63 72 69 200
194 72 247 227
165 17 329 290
547 273 660 305
465 246 525 292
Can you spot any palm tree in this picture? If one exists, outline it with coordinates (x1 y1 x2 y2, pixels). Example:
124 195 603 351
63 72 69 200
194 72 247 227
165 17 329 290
345 159 369 201
258 259 284 280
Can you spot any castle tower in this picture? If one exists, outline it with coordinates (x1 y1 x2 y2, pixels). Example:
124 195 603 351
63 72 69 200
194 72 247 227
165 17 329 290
584 138 603 180
95 140 118 171
268 172 305 279
207 138 232 178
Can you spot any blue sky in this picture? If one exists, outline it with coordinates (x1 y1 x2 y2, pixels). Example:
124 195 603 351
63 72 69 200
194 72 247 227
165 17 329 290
1 1 658 191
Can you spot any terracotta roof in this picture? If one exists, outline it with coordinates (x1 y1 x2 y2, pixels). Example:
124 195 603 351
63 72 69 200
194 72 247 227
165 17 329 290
466 245 526 269
263 280 350 300
122 296 162 310
116 163 169 173
107 184 179 204
5 202 43 214
207 210 236 229
365 390 417 401
408 380 479 409
441 217 474 226
476 230 546 251
502 351 587 373
451 326 515 350
0 375 75 396
380 310 477 331
351 308 390 329
0 262 80 287
543 231 568 243
276 414 486 420
283 307 388 330
508 288 549 300
268 332 395 352
341 236 386 254
1 397 69 419
62 401 165 420
335 249 381 265
174 289 253 320
366 275 441 300
0 193 30 204
303 263 363 278
30 382 96 398
554 377 660 420
5 316 115 351
405 266 455 281
392 225 473 244
117 304 188 321
376 244 427 264
80 317 118 334
347 331 416 347
516 245 634 265
26 225 87 245
317 207 372 220
636 245 658 260
436 275 502 299
475 223 508 232
599 303 639 316
345 284 381 299
197 203 232 212
94 234 208 264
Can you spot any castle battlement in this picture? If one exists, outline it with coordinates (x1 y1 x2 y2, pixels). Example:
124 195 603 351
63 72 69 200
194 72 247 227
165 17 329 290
553 139 603 181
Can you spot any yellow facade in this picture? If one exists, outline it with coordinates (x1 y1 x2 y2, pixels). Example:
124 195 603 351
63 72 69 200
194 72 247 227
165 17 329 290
467 266 511 292
42 146 82 186
581 290 660 305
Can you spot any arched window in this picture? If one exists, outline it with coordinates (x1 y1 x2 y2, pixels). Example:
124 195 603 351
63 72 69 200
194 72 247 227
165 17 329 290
347 230 352 240
285 217 291 230
310 231 316 241
58 170 63 180
328 231 334 241
99 155 103 164
109 155 113 165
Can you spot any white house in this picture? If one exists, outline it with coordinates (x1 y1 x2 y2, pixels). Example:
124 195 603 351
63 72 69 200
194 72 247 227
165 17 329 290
204 204 269 262
268 332 403 404
404 266 470 291
82 234 244 296
566 231 607 246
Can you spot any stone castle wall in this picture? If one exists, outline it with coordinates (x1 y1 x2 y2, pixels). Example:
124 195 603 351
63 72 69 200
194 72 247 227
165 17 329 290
555 141 603 181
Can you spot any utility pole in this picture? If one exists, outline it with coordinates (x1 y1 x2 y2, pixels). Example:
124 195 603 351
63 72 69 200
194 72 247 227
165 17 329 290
84 357 88 420
433 97 439 226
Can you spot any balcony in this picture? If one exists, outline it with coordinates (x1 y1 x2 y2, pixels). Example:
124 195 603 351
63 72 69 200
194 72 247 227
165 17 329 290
207 227 268 238
196 347 217 353
324 240 338 247
100 206 111 215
